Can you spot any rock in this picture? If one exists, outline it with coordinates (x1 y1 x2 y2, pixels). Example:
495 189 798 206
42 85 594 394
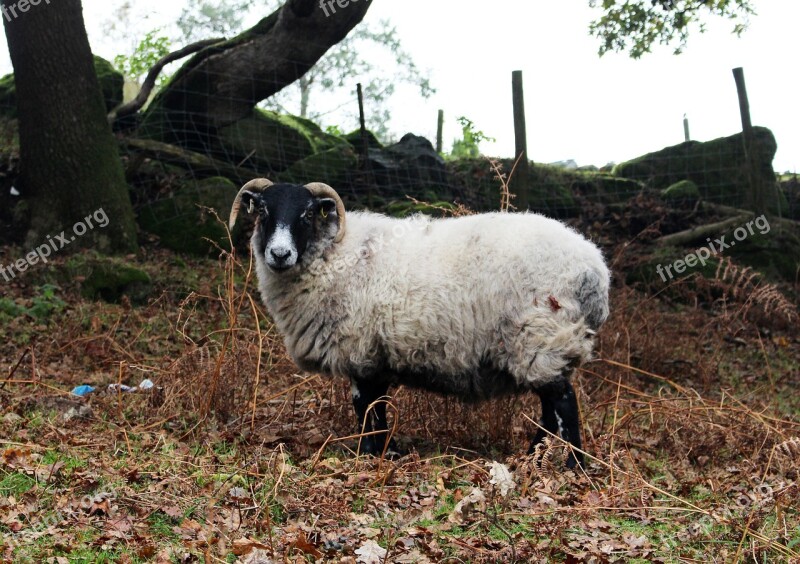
65 254 152 303
726 219 800 282
343 129 384 151
19 396 93 423
662 180 701 204
0 56 123 119
779 174 800 221
278 145 358 185
628 220 800 285
367 133 451 196
385 199 461 218
217 109 349 172
137 176 239 255
0 73 15 118
449 158 640 217
613 127 787 214
3 412 23 424
93 55 124 113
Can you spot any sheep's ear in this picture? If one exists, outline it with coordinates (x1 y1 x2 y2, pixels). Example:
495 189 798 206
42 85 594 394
317 197 338 218
240 191 260 214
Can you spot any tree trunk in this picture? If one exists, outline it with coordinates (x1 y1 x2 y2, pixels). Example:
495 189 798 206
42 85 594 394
139 0 371 148
3 0 137 252
299 76 312 118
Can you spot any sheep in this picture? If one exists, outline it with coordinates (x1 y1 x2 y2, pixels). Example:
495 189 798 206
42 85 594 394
229 178 610 468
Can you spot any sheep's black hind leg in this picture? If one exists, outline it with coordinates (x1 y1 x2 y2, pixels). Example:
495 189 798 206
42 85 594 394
529 379 584 469
350 378 400 457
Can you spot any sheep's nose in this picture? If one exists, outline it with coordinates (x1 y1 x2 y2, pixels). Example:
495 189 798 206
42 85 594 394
271 248 291 261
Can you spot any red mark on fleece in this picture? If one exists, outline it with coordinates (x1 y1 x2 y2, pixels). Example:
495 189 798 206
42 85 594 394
548 295 561 312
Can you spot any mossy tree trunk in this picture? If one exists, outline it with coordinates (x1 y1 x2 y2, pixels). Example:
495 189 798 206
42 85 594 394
139 0 371 150
3 0 137 252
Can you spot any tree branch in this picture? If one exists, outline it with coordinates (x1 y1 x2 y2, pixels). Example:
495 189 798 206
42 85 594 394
108 38 224 124
143 0 372 128
120 137 261 183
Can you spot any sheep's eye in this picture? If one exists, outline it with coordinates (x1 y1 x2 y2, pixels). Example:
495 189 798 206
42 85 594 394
319 208 328 219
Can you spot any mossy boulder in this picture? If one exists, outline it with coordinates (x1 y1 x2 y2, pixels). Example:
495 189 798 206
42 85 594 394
448 158 633 217
344 129 384 151
278 145 358 185
137 176 239 255
93 55 124 112
0 73 16 118
385 200 461 218
65 255 151 304
779 174 800 221
628 219 800 286
726 220 800 282
626 245 723 288
0 56 123 119
662 180 701 204
364 134 453 201
217 109 350 172
613 127 787 214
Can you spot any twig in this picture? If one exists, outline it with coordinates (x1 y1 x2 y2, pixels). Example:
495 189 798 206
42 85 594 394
1 347 30 391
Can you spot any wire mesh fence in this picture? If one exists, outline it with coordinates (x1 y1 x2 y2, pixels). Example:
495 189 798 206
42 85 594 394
0 45 794 256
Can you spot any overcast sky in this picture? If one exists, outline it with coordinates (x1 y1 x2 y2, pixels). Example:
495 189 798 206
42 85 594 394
2 1 797 172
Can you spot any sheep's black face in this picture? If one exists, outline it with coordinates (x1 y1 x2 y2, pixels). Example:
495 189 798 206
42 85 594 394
240 184 339 272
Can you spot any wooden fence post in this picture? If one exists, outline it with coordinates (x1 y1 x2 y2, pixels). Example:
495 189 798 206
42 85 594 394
511 70 530 210
436 109 444 154
732 67 765 215
356 83 373 208
683 114 690 142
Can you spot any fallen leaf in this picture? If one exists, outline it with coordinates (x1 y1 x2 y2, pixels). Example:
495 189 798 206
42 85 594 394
355 539 387 564
487 461 515 497
160 505 182 518
287 533 322 559
448 487 486 524
232 537 271 556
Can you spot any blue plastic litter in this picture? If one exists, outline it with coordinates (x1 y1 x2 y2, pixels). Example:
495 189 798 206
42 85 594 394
72 379 154 397
71 385 95 397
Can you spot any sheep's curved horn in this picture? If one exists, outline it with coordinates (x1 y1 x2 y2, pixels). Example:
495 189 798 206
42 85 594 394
305 182 346 243
229 178 274 229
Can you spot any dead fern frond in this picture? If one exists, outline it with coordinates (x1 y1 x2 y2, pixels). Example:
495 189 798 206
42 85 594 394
711 257 798 322
487 156 520 212
776 437 800 460
530 436 560 478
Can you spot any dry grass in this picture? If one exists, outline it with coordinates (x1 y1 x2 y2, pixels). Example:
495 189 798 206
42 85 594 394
1 210 798 562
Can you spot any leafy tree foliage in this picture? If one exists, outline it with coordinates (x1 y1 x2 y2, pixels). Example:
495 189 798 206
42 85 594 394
113 29 172 86
450 117 495 160
589 0 755 58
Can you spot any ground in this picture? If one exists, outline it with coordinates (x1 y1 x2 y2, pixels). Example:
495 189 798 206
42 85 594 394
0 223 798 563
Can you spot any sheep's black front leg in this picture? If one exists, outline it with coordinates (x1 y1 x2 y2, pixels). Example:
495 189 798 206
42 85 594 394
529 379 584 469
350 378 400 457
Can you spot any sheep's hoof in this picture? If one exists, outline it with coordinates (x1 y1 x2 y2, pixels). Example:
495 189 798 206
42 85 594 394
565 451 584 470
358 437 403 459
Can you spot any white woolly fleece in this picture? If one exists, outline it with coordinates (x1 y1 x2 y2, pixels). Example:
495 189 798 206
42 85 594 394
254 211 610 396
